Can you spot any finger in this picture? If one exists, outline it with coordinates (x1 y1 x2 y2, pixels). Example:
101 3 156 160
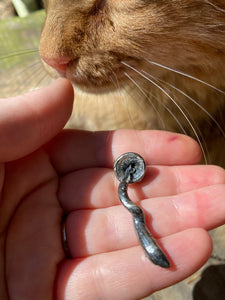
65 184 225 257
47 130 201 174
59 165 225 210
6 180 64 299
56 228 212 300
0 79 73 162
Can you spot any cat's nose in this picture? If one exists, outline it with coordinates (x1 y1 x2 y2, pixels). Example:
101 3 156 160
41 56 71 73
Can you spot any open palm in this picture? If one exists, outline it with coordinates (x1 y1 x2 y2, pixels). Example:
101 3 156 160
1 79 225 300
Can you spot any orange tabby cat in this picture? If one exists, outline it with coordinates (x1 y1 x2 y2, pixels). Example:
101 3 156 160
39 0 225 166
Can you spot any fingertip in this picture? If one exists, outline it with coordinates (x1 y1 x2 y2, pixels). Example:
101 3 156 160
168 133 202 165
43 79 74 125
0 79 74 162
112 130 202 166
153 131 202 165
169 228 213 267
48 78 74 103
37 78 74 118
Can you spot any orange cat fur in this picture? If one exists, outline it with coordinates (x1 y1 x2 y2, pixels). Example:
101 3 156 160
39 0 225 166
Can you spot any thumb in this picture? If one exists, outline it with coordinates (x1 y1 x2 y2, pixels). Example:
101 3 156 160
0 78 74 162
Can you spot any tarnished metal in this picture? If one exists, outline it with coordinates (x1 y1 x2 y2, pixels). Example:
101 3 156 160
114 152 170 268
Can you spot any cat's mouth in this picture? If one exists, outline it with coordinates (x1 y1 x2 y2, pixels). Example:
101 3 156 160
41 53 145 92
43 58 128 92
67 65 124 91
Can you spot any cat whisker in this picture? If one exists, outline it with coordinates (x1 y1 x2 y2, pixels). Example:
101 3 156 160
0 47 43 97
34 69 51 90
2 60 40 95
0 54 41 78
146 60 225 96
0 48 39 60
142 70 225 138
125 71 189 135
204 1 225 14
110 69 152 130
124 72 167 131
121 61 208 164
108 74 124 127
12 60 45 90
5 59 49 96
119 73 152 145
110 67 144 130
109 67 123 94
147 74 210 162
13 59 43 77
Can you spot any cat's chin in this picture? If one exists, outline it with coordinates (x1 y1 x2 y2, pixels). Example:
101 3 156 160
42 62 119 94
65 70 125 95
68 77 121 95
60 70 127 94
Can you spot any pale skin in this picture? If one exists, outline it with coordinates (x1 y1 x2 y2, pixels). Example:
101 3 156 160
0 79 225 300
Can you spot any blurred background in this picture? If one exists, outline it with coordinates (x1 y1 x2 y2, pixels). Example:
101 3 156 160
0 0 51 98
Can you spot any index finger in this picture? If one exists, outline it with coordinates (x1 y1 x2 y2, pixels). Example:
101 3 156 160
46 129 201 174
0 78 73 162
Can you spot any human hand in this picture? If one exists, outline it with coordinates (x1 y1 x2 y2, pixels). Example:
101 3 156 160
1 80 225 300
